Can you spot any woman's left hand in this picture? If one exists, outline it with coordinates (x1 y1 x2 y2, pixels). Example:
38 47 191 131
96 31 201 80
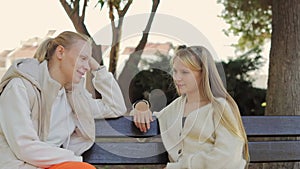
89 56 101 71
133 101 153 133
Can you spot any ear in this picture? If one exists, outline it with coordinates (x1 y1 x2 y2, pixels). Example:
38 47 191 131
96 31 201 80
55 45 64 60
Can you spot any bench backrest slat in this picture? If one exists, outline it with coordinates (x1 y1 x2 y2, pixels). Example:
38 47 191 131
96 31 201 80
95 116 300 137
95 116 159 137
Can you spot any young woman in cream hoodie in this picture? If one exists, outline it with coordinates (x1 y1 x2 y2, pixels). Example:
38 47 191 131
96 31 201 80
133 46 249 169
0 31 127 169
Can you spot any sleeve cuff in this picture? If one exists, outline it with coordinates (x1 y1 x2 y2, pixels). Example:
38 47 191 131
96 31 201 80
129 109 135 116
166 162 181 169
76 156 83 162
92 65 106 76
132 99 150 109
180 154 193 169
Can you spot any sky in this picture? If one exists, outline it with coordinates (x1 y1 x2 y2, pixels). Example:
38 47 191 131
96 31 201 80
0 1 236 57
0 0 269 87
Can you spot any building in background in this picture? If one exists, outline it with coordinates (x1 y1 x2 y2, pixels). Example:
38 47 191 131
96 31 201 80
0 31 174 82
115 42 173 78
0 32 267 89
0 30 56 78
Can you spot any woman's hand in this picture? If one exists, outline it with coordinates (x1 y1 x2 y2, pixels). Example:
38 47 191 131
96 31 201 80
89 56 101 71
64 82 73 92
133 101 153 132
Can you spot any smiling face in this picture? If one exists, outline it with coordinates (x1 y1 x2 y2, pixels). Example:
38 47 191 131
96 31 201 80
60 40 92 84
172 57 202 95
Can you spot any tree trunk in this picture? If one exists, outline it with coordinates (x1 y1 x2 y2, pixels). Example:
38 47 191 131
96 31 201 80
109 26 122 76
117 0 160 110
60 0 103 98
74 23 103 98
264 0 300 168
266 0 300 116
107 0 132 76
86 42 103 99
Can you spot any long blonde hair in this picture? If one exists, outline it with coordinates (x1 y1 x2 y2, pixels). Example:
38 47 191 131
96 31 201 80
34 31 90 62
172 45 250 162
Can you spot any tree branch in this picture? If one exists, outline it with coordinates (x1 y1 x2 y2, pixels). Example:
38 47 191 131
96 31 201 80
135 0 160 51
74 0 80 13
81 0 88 20
119 0 133 17
108 1 116 28
60 0 73 18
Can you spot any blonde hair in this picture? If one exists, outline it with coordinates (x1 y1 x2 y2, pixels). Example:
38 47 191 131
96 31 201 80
34 31 90 62
172 46 250 162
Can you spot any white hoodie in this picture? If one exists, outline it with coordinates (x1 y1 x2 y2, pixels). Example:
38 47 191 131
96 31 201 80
0 58 127 169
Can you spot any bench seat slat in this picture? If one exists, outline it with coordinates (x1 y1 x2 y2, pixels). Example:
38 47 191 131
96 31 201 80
249 141 300 162
83 142 168 164
86 116 300 164
83 141 300 164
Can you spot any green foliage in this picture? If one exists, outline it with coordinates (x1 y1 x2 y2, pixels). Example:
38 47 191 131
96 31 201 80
129 48 266 115
139 51 173 73
129 52 178 111
223 46 264 83
217 0 272 52
216 0 270 115
96 0 105 9
96 0 130 10
221 47 266 115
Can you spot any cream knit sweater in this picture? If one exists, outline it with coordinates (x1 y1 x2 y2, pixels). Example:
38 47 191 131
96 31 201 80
154 96 247 169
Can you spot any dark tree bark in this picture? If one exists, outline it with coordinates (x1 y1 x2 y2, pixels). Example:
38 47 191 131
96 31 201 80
108 0 132 75
264 0 300 168
60 0 103 98
117 0 160 110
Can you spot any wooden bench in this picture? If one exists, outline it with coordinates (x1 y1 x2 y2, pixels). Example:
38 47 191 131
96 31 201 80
82 116 300 165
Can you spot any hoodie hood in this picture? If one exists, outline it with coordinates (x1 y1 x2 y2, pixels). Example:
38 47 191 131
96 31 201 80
0 58 41 94
0 58 65 141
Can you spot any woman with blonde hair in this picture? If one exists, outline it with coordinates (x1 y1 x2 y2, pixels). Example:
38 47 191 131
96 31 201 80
133 45 249 169
0 31 126 169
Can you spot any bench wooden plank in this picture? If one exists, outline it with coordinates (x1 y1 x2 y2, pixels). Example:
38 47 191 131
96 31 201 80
83 141 300 164
95 116 159 137
243 116 300 136
83 142 168 164
249 141 300 162
94 116 300 137
83 116 300 164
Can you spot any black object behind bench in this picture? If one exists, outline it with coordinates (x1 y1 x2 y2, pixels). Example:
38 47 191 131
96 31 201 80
83 116 300 164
